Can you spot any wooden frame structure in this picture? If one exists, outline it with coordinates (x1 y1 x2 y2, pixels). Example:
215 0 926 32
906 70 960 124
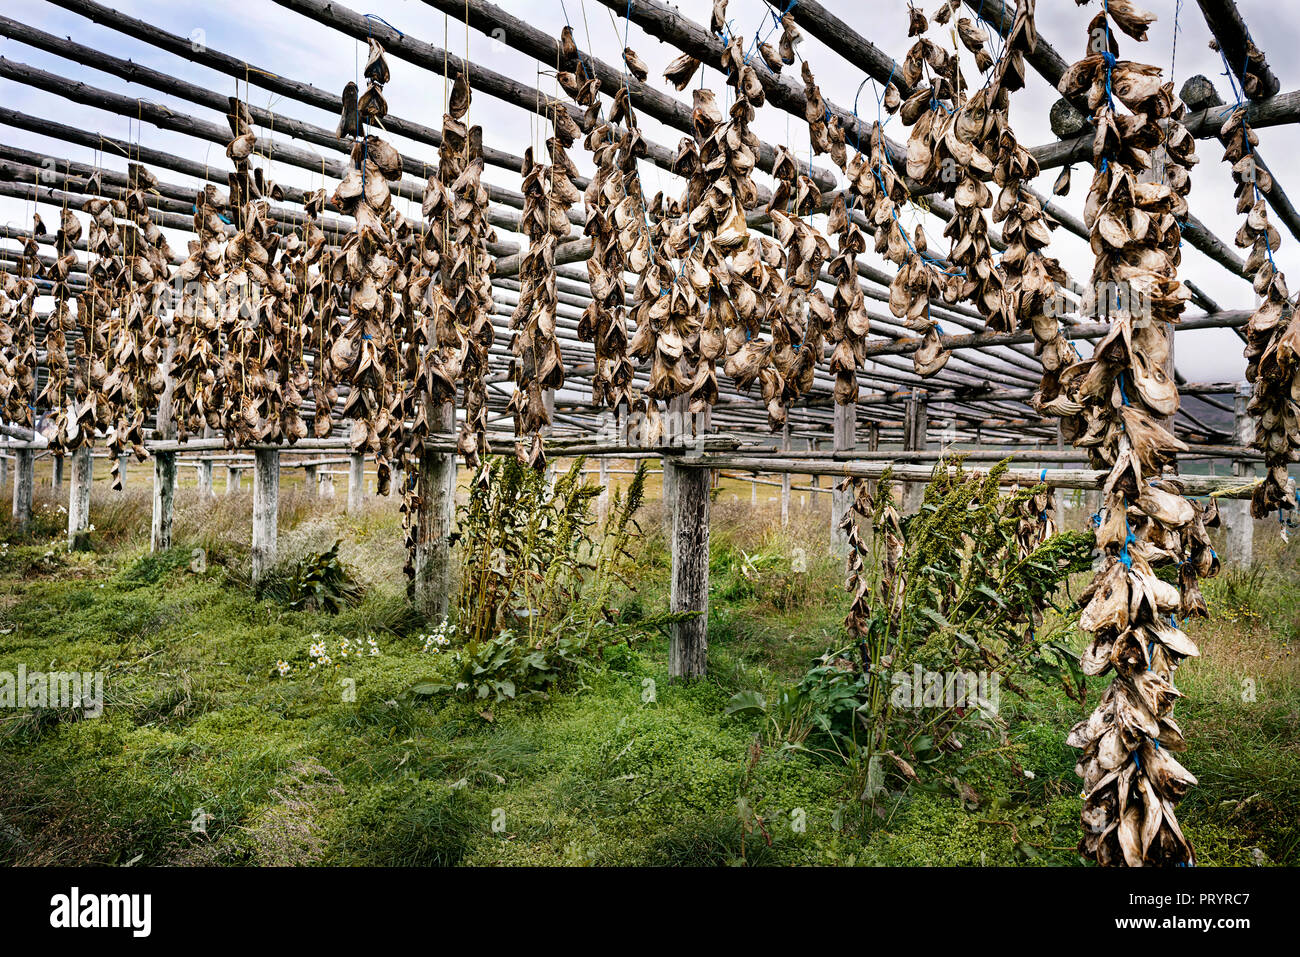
0 0 1295 681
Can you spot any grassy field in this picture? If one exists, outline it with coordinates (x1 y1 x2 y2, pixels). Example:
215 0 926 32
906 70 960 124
0 463 1296 867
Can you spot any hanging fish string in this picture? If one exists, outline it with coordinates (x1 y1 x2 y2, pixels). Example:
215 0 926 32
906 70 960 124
1053 0 1221 867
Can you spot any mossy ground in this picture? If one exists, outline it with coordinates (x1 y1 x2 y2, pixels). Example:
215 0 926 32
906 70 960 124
0 466 1296 866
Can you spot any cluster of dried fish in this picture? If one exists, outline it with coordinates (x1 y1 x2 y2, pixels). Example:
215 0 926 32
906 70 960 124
422 72 495 468
841 475 906 647
221 102 310 449
330 39 403 492
1221 107 1300 516
768 145 834 408
1009 480 1057 557
296 189 338 439
171 183 230 439
825 192 871 405
102 164 172 487
31 210 81 443
1 232 43 431
562 27 641 416
508 101 574 469
68 187 127 458
1056 1 1215 867
674 32 781 427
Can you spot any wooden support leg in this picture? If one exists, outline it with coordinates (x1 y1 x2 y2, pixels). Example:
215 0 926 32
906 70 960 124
347 453 364 513
597 456 610 523
303 465 317 496
1225 385 1255 567
903 393 929 515
11 448 33 532
67 445 92 550
251 448 279 584
151 451 177 553
413 401 457 620
225 466 241 495
830 402 855 556
197 458 213 498
51 454 64 489
669 457 710 680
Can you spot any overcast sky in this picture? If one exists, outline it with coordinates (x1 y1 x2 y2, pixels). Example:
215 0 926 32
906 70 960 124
2 0 1294 385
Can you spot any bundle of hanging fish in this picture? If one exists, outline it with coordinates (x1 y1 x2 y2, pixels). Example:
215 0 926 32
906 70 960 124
889 5 1010 376
102 163 173 488
1054 0 1218 867
29 210 80 444
0 233 43 431
70 187 129 455
824 192 872 405
508 103 575 469
560 25 641 416
840 474 907 645
1009 479 1057 558
171 182 231 439
1220 108 1300 516
767 144 834 409
668 23 786 429
422 71 495 469
223 101 310 449
330 38 404 493
294 188 339 440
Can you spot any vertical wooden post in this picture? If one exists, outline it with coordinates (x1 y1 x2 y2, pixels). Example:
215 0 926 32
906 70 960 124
251 448 279 584
662 395 687 535
780 422 791 526
303 464 318 496
413 401 457 619
597 456 611 523
750 477 757 507
903 392 928 514
347 452 364 512
867 421 880 501
226 466 242 495
52 454 64 489
151 452 177 553
830 401 855 556
1053 426 1067 522
11 447 33 531
117 455 130 491
669 405 710 680
1225 384 1255 567
152 331 178 551
67 445 92 550
197 460 213 498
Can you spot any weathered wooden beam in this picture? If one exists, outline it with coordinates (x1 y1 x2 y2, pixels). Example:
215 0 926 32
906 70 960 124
42 0 543 185
413 402 457 621
668 408 711 681
151 453 177 552
347 453 365 513
830 401 854 557
251 449 279 584
67 445 92 550
419 0 837 193
11 447 33 531
1196 0 1280 100
1224 384 1256 566
0 54 532 245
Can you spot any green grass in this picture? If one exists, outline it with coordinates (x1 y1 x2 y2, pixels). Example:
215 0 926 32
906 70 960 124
0 477 1296 866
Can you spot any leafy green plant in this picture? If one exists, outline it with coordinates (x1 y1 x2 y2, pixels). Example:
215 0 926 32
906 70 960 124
258 541 362 613
413 457 685 703
730 459 1095 798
